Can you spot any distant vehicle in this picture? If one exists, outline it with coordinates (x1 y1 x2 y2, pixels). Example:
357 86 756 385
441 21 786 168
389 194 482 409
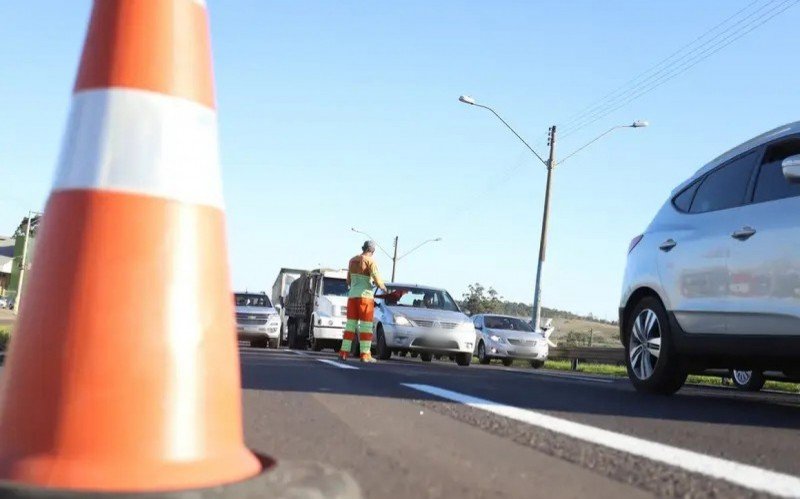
0 296 8 309
284 268 349 351
372 283 476 366
472 314 548 368
271 268 305 345
234 291 280 349
620 122 800 395
726 369 800 392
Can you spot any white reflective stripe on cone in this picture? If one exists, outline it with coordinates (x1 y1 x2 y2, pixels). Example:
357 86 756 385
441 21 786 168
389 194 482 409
54 88 223 209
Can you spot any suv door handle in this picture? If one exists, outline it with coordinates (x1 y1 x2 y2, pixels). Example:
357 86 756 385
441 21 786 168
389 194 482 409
659 239 677 251
731 226 756 241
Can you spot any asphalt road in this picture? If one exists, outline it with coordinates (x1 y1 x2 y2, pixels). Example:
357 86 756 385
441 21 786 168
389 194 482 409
1 346 799 497
240 347 800 498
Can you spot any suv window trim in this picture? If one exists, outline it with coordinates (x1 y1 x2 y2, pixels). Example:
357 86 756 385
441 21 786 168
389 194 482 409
748 134 800 206
672 146 764 215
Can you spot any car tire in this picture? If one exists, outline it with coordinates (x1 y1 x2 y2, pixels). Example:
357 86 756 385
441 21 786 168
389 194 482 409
420 352 433 362
376 327 392 360
529 360 544 369
731 370 766 392
268 338 279 349
625 296 686 395
501 358 513 367
477 341 490 365
455 352 472 366
398 350 407 358
410 351 419 358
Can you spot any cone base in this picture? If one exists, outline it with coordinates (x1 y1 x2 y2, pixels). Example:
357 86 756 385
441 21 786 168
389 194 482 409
0 455 361 499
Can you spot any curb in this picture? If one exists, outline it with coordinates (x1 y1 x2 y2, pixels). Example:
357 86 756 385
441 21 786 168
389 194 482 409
0 457 361 498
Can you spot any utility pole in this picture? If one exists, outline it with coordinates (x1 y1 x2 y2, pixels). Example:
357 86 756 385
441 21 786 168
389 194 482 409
14 211 37 316
391 236 398 282
532 126 556 331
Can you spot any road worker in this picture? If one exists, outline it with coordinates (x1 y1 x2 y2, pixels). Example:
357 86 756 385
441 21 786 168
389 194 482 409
340 240 387 362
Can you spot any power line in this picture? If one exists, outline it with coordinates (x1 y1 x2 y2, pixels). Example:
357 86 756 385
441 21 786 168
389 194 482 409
557 0 773 131
559 0 799 140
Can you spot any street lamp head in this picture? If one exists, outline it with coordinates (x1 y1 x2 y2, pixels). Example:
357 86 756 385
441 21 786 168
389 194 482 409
458 95 476 105
631 120 649 128
434 237 442 242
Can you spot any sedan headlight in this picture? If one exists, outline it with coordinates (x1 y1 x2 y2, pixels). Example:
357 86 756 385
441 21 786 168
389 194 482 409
490 334 505 344
394 314 414 326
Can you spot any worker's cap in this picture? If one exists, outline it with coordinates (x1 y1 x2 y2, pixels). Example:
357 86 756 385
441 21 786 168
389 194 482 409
362 240 377 252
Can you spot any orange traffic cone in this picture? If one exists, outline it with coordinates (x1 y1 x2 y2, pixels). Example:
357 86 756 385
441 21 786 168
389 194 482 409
0 0 263 493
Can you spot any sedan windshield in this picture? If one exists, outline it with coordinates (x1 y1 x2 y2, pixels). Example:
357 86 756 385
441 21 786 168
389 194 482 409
382 286 460 312
484 316 533 332
234 293 272 308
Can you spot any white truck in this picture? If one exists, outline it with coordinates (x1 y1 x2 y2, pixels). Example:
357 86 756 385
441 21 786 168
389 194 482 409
283 268 349 351
271 268 305 345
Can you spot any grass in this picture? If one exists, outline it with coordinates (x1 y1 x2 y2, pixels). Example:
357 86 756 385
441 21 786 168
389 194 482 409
0 327 10 352
495 357 800 394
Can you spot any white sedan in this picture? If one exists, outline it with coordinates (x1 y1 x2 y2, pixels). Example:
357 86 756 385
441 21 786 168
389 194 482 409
472 314 549 368
372 284 476 366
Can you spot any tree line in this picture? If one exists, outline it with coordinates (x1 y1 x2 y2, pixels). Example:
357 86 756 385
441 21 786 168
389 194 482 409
458 282 616 325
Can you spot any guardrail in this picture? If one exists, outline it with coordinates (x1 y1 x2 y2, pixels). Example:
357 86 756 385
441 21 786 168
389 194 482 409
549 346 625 370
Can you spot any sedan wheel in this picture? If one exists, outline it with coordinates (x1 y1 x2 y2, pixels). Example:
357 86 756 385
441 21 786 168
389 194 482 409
477 342 490 365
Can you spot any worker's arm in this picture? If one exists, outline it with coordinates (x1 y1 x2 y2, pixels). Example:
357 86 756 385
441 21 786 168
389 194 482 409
369 260 387 292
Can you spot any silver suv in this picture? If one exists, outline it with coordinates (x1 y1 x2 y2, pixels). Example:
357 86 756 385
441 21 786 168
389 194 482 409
620 122 800 394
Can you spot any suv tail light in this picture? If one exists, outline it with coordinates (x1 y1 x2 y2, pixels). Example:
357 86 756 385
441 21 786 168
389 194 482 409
628 234 644 254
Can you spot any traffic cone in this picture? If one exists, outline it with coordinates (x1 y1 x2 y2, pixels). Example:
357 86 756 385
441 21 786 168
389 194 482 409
0 0 263 492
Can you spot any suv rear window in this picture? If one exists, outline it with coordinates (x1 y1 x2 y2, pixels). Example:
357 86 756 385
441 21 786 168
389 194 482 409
672 181 700 212
690 151 758 213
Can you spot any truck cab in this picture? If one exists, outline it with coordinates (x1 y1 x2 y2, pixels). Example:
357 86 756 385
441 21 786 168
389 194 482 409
284 268 349 351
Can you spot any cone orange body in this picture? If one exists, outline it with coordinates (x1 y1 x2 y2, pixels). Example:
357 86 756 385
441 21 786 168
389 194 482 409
0 0 262 491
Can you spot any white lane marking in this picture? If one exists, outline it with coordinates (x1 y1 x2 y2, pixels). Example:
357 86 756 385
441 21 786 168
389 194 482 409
317 359 359 370
523 370 615 384
55 89 223 208
402 383 800 498
290 350 308 357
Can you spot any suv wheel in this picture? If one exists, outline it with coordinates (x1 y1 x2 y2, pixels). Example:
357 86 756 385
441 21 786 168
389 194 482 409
731 370 766 392
477 341 490 364
376 326 392 360
625 296 686 395
420 352 433 362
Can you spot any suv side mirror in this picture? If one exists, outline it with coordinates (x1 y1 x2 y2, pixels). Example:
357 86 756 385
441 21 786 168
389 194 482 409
782 155 800 183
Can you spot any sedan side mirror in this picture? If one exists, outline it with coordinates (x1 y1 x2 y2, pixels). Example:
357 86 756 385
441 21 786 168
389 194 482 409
782 155 800 183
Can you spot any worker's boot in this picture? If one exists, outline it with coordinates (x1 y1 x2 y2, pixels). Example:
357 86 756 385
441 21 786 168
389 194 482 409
338 350 349 362
360 353 377 363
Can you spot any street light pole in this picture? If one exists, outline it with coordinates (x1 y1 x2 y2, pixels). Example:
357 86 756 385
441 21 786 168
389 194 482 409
350 228 440 282
391 236 398 282
532 126 556 331
458 95 647 330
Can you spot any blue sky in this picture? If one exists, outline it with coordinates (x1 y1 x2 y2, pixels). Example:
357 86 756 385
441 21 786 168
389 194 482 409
1 1 798 319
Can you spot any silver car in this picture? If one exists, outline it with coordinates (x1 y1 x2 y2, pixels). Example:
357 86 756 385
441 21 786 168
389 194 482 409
372 283 476 366
472 314 548 368
620 122 800 394
235 292 281 348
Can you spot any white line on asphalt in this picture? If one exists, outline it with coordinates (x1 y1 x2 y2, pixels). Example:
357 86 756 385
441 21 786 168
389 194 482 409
317 359 360 370
402 383 800 498
523 370 615 384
